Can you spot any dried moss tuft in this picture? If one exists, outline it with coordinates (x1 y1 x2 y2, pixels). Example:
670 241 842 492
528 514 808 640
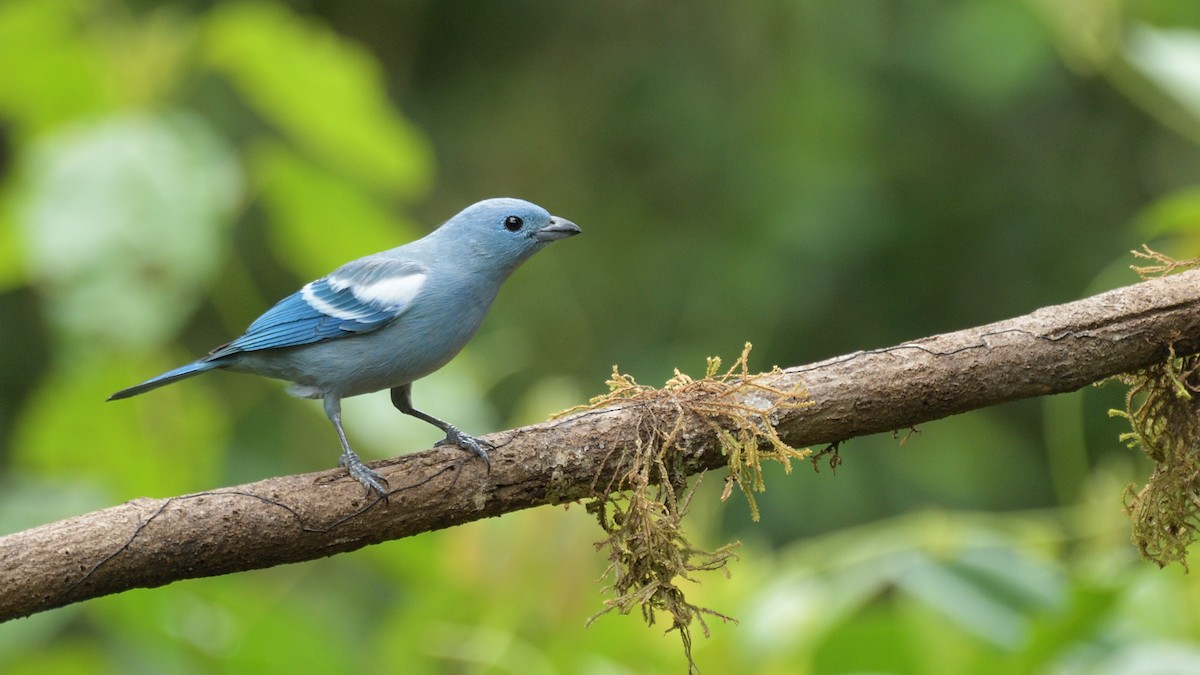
1113 347 1200 569
1130 244 1200 277
1113 248 1200 569
564 343 810 669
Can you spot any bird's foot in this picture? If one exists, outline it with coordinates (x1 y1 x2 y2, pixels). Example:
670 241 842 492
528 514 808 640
435 427 494 472
338 450 389 498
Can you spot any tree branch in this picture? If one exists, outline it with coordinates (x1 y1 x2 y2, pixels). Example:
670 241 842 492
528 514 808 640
3 269 1199 622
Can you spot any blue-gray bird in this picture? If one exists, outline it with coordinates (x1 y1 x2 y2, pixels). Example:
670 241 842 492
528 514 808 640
109 198 581 496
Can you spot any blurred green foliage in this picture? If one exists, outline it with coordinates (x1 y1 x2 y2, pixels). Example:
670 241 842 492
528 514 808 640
2 0 1200 671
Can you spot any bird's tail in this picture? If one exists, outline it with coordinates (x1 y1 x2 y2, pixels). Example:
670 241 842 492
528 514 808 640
107 360 222 401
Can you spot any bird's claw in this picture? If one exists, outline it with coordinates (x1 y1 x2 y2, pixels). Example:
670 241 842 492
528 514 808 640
339 451 389 498
435 427 493 471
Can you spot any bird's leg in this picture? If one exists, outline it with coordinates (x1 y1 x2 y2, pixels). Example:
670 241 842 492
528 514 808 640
323 396 389 498
390 384 493 471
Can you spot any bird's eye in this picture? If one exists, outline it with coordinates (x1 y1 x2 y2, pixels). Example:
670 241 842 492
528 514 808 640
503 215 523 232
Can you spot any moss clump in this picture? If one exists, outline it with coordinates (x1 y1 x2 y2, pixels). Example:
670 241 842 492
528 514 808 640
1113 347 1200 569
565 343 810 669
1113 247 1200 569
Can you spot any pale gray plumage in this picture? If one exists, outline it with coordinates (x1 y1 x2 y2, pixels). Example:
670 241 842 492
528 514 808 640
109 198 581 496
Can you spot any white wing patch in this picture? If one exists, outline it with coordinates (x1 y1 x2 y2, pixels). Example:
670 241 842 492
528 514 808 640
300 281 367 320
350 272 427 309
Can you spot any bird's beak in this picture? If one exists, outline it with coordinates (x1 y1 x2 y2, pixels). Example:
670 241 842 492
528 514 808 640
535 217 582 242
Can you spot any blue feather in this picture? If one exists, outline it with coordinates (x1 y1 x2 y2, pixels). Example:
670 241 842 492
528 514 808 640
207 268 422 360
107 360 220 400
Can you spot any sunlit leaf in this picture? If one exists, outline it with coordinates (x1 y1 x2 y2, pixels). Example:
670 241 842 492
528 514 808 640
0 183 25 291
91 571 357 673
251 140 418 279
4 640 109 675
0 0 108 135
812 604 922 674
1127 25 1200 122
1009 584 1121 672
202 2 432 199
16 111 242 352
92 9 196 109
897 548 1060 648
12 355 229 497
1136 186 1200 240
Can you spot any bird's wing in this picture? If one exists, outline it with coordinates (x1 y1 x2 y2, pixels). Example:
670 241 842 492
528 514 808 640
207 258 428 359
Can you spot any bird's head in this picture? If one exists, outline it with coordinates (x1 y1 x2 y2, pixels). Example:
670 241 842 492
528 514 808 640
439 198 581 271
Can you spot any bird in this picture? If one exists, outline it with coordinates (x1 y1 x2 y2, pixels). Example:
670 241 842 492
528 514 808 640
109 197 581 497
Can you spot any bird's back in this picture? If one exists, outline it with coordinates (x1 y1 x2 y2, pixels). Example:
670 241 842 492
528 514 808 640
225 257 500 398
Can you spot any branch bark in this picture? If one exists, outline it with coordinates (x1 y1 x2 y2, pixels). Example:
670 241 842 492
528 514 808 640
3 269 1199 622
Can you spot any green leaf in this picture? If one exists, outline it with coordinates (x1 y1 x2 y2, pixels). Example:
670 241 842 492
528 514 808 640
1127 25 1200 123
252 140 419 279
0 0 107 135
17 111 242 351
896 547 1060 648
4 640 109 675
1136 186 1200 237
812 604 922 674
202 2 432 199
1007 583 1121 672
0 182 26 292
12 356 229 497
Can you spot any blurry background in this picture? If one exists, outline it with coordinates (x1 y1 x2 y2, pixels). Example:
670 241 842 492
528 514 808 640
3 0 1200 672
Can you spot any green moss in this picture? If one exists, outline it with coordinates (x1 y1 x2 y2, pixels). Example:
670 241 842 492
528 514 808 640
562 344 810 670
1112 347 1200 570
1113 248 1200 569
